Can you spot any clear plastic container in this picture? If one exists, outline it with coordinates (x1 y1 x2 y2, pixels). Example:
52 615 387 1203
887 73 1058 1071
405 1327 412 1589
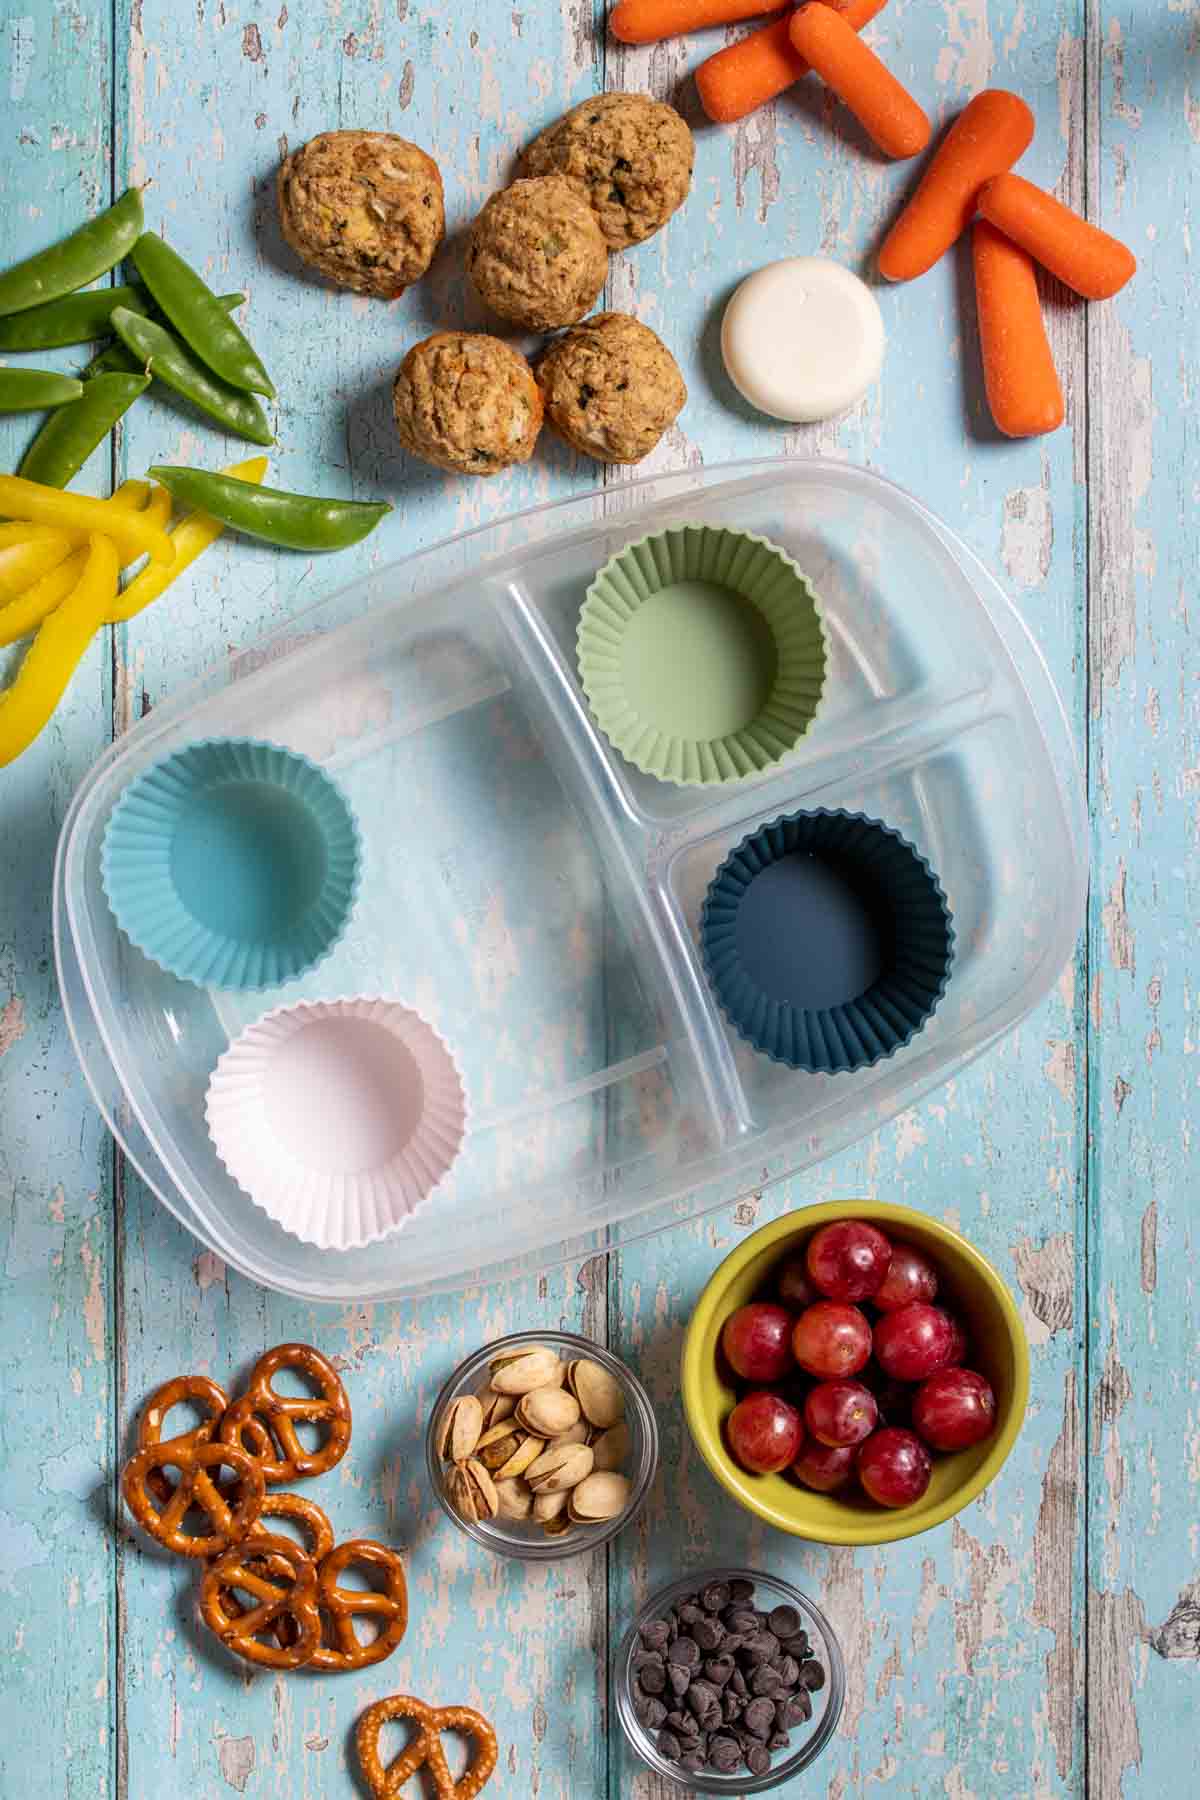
54 457 1086 1303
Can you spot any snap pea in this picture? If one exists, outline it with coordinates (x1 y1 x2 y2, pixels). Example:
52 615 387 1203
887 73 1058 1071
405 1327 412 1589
0 369 84 413
131 234 275 399
148 465 391 552
0 284 245 351
110 307 274 446
18 371 150 488
81 292 245 378
0 188 144 319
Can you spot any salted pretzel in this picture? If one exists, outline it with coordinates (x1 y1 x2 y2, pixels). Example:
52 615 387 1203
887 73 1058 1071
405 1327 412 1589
121 1440 264 1558
356 1695 498 1800
248 1491 336 1564
307 1538 408 1671
199 1532 320 1670
219 1343 352 1484
136 1375 230 1504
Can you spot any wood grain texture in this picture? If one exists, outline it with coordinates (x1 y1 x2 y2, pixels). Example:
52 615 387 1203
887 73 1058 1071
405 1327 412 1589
0 0 1194 1796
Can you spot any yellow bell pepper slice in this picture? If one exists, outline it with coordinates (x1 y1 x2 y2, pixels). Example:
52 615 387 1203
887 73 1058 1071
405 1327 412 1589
0 524 75 601
0 475 174 567
0 535 119 767
0 547 89 649
108 456 268 625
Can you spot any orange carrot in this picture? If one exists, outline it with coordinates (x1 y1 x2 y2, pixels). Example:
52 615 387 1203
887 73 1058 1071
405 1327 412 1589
610 0 785 44
695 0 887 126
789 3 929 158
977 172 1136 300
973 219 1064 437
878 89 1035 282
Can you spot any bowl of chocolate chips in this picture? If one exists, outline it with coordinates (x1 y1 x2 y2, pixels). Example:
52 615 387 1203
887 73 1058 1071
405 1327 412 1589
615 1568 845 1791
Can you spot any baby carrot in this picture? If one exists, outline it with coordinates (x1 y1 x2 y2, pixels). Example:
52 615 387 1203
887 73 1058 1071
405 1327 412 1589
789 3 929 158
977 172 1136 300
610 0 785 44
695 0 887 126
878 89 1035 281
972 218 1064 438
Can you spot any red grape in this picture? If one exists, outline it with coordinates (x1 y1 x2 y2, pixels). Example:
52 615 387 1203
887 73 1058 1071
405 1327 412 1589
806 1219 893 1302
873 1302 961 1382
791 1301 872 1379
804 1379 878 1448
857 1427 932 1507
946 1314 968 1367
873 1240 939 1312
726 1391 805 1474
792 1440 857 1494
721 1303 797 1383
777 1252 820 1311
913 1367 997 1451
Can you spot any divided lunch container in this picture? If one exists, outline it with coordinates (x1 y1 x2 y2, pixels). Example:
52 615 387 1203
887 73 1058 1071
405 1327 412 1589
53 458 1086 1302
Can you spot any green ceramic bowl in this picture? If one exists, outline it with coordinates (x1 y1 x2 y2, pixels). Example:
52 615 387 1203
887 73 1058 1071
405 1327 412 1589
682 1203 1029 1546
577 524 827 787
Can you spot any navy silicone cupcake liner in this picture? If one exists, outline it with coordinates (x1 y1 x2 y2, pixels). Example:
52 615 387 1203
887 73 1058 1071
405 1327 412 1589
700 808 955 1075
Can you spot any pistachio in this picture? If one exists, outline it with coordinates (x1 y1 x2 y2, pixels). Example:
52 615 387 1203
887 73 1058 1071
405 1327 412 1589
494 1477 534 1521
475 1424 524 1472
590 1422 631 1472
532 1488 569 1523
567 1358 625 1429
493 1434 543 1481
437 1394 483 1464
489 1347 564 1395
475 1384 517 1431
567 1471 631 1523
447 1457 499 1523
542 1510 572 1536
525 1442 594 1494
516 1386 581 1439
548 1421 591 1452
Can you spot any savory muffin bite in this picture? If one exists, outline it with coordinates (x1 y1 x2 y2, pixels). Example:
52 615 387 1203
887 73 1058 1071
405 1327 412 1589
277 130 444 298
521 92 694 250
536 312 686 464
466 175 608 332
392 331 543 476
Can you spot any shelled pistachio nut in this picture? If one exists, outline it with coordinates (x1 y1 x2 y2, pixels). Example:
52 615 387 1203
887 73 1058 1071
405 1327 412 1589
590 1422 631 1472
568 1471 631 1523
448 1457 500 1523
525 1442 594 1494
476 1384 518 1431
493 1434 544 1481
489 1347 564 1395
437 1394 483 1463
566 1358 626 1429
494 1477 534 1522
516 1386 581 1439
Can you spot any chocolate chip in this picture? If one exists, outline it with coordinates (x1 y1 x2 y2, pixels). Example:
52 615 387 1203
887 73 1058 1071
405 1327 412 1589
777 1654 800 1688
709 1733 741 1773
664 1710 691 1735
677 1602 705 1628
743 1697 776 1739
768 1604 802 1639
729 1577 755 1604
722 1689 741 1723
799 1658 826 1691
633 1648 664 1674
743 1630 781 1665
781 1690 812 1728
724 1607 758 1636
666 1664 690 1698
701 1580 731 1613
657 1729 681 1760
769 1729 790 1752
730 1666 748 1698
687 1679 721 1722
704 1654 734 1689
634 1694 667 1730
782 1631 810 1660
746 1743 772 1776
752 1663 785 1697
678 1751 705 1773
670 1635 700 1668
693 1617 724 1653
640 1620 670 1652
638 1662 666 1695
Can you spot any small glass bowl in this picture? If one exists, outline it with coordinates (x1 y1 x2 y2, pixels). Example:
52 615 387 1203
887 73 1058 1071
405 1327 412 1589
426 1329 659 1561
614 1567 846 1794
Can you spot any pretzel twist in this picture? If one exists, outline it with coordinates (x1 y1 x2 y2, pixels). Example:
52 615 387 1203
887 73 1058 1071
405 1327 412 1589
356 1695 498 1799
121 1440 264 1558
219 1343 351 1484
199 1532 320 1670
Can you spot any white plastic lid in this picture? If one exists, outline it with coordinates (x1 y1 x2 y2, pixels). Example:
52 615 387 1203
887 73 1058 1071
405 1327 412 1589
721 257 885 424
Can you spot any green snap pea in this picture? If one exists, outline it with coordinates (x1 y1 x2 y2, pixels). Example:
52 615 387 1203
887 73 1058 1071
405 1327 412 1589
149 465 391 552
18 371 150 487
132 233 275 398
0 284 245 351
0 188 144 319
110 306 274 446
81 292 244 377
0 369 84 413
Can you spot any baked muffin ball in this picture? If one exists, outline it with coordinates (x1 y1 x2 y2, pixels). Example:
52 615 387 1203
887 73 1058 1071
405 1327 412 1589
392 332 543 476
537 313 686 464
521 92 694 250
466 175 607 332
277 130 444 298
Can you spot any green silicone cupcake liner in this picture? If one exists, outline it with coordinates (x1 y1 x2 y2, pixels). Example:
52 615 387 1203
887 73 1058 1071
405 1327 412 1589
577 523 828 787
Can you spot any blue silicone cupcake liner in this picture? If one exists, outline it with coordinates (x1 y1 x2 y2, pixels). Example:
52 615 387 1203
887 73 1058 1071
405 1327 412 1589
101 736 362 992
700 808 955 1074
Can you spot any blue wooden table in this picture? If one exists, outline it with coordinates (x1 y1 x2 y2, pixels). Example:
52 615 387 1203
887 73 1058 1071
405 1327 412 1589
1 2 1195 1794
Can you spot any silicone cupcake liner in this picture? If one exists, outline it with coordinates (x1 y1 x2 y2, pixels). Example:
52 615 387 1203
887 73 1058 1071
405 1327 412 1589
101 736 361 992
205 997 468 1251
700 808 955 1074
577 524 827 787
